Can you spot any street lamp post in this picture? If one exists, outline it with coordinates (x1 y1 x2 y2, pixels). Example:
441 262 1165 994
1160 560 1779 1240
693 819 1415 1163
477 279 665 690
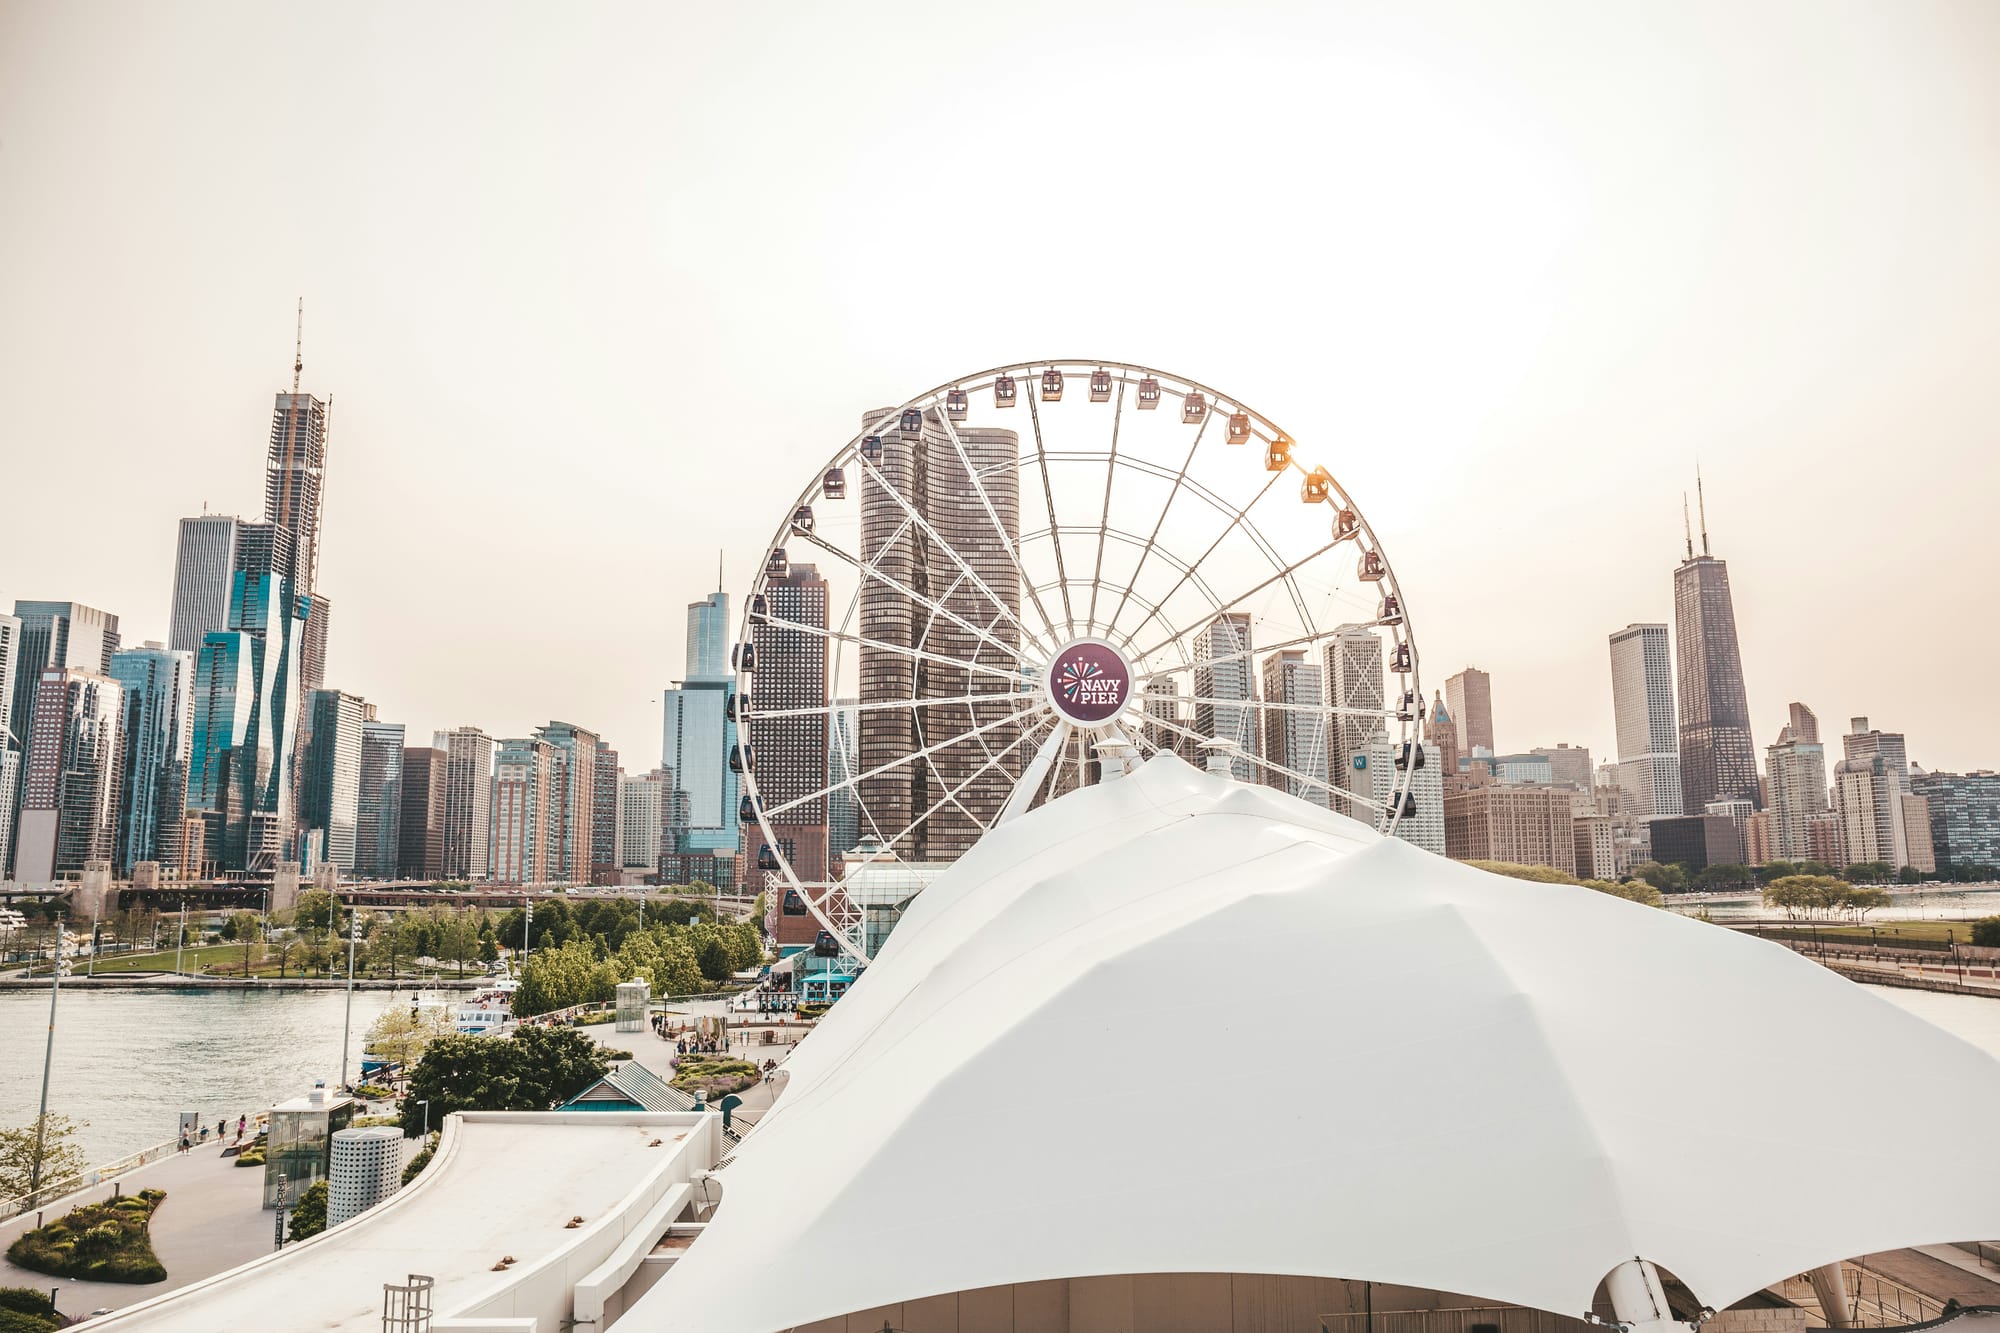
338 893 359 1092
173 899 187 977
27 915 65 1207
418 1100 432 1139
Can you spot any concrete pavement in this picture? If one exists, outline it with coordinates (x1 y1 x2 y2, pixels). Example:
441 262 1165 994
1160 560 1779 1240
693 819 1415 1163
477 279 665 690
0 1138 272 1320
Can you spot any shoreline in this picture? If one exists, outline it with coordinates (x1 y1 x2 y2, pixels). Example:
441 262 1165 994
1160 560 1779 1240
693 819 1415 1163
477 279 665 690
0 974 491 992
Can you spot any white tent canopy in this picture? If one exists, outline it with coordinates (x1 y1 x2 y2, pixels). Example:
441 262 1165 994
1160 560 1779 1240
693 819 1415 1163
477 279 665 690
634 757 2000 1333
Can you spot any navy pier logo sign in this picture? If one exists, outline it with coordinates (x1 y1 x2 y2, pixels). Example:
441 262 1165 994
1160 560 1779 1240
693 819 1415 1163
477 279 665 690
1046 637 1134 726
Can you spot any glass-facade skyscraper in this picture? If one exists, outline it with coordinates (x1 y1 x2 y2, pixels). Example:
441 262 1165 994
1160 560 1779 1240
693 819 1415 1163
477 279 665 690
1673 525 1757 813
304 690 367 872
109 643 194 875
189 522 309 872
357 717 406 879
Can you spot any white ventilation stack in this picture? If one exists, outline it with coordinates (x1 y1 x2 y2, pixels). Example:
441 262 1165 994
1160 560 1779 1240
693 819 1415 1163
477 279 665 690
327 1125 403 1229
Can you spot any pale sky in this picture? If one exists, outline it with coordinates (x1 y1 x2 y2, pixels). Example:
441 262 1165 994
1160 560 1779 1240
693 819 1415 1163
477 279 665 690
2 1 1996 775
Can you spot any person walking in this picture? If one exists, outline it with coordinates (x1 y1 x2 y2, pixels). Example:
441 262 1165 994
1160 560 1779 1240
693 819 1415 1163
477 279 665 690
236 1114 247 1143
178 1133 190 1155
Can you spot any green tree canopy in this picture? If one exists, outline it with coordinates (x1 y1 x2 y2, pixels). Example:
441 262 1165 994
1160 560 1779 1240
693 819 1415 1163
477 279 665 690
287 1179 328 1241
0 1114 89 1203
399 1027 610 1137
1762 874 1849 918
1628 861 1687 893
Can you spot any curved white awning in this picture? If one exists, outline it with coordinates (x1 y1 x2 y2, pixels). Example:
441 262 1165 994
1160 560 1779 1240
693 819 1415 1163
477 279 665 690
632 756 2000 1332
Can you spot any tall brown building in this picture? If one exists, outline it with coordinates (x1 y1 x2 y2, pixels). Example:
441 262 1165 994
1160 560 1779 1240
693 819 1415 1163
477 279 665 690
857 409 1022 863
534 721 600 883
395 746 446 881
591 738 620 883
1673 506 1757 813
751 562 830 885
1444 667 1494 759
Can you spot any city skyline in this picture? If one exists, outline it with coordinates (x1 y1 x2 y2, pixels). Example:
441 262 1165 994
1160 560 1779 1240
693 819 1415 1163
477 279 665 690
4 3 2000 779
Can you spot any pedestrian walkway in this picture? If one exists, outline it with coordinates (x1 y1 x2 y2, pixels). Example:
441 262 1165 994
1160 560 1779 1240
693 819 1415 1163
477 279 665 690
0 1138 273 1319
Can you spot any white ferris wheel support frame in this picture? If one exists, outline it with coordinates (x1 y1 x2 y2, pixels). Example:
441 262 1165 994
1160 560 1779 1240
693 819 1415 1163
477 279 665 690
734 360 1422 964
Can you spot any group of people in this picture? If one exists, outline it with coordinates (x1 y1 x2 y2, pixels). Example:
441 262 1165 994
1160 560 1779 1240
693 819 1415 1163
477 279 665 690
177 1114 253 1155
674 1034 723 1056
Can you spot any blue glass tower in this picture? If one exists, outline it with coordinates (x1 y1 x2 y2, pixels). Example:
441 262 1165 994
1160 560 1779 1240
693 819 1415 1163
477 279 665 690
109 643 194 874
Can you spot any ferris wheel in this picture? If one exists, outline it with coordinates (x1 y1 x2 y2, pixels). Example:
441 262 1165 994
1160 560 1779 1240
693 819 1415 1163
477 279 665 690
735 361 1421 963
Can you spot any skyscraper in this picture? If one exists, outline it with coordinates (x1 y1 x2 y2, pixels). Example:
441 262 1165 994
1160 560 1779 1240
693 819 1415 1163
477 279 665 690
0 613 19 877
1367 731 1445 854
686 588 729 681
304 690 367 872
1193 612 1256 781
1834 754 1905 867
188 522 308 871
491 736 559 885
534 721 600 884
1259 650 1328 806
356 715 406 879
592 738 621 884
827 700 859 858
750 562 831 884
1608 623 1683 818
1912 770 2000 873
168 515 242 656
1765 706 1829 863
1443 667 1495 760
620 768 670 874
396 747 446 881
663 585 740 878
433 726 495 882
856 408 1022 862
1442 784 1576 872
1326 625 1384 816
1839 717 1915 867
9 603 122 865
1427 691 1459 782
108 643 194 875
14 668 123 882
1672 493 1757 812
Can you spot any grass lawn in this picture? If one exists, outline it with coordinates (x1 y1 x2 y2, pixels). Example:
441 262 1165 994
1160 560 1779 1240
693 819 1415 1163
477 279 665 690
1742 921 1976 947
95 943 269 973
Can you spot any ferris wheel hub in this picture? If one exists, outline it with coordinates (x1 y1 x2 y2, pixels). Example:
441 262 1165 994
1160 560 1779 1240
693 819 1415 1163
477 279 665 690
1043 637 1137 728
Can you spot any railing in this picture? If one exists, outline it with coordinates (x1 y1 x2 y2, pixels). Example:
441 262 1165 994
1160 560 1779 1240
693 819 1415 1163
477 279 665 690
1841 1263 1947 1328
1322 1306 1591 1333
0 1135 182 1221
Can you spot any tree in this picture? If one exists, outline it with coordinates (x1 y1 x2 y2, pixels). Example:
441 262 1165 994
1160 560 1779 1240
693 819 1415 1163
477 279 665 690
1972 917 2000 949
1838 885 1891 922
0 1114 89 1204
365 1002 457 1074
399 1028 609 1136
696 935 733 982
478 934 499 967
1628 861 1687 893
287 1179 328 1241
269 931 300 978
1896 865 1924 885
293 889 345 940
1842 861 1894 885
1762 874 1847 919
1692 863 1755 893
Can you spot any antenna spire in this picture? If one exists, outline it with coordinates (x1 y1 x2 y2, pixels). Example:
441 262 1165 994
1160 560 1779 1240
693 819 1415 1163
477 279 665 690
717 550 723 593
1682 493 1693 560
1696 465 1710 556
292 297 303 395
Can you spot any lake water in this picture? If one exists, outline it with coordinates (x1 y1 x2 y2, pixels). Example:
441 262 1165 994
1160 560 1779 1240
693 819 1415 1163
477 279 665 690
1676 884 2000 922
0 987 424 1164
2 980 1997 1170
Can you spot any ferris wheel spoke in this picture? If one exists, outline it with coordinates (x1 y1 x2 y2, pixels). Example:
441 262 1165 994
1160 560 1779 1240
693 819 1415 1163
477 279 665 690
1022 378 1078 640
757 696 1045 821
753 688 1030 722
1101 408 1211 641
1123 703 1390 815
1135 623 1398 688
1116 465 1286 654
751 613 1030 689
930 406 1068 654
995 713 1076 825
785 527 1038 672
1136 689 1402 721
1088 376 1120 636
860 708 1059 858
851 440 1056 662
1127 536 1346 664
